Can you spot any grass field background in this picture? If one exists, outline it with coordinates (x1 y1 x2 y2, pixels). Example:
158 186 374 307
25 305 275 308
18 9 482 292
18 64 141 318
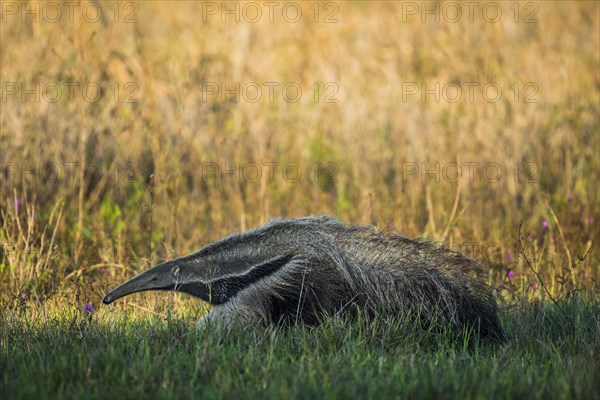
1 1 599 398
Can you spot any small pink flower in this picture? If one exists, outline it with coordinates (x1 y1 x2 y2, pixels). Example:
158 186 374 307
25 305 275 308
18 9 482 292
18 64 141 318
506 253 513 261
507 270 515 279
542 220 549 229
567 192 574 200
15 198 22 208
588 217 594 225
584 271 589 278
530 283 537 290
85 304 94 313
20 292 26 301
195 236 202 243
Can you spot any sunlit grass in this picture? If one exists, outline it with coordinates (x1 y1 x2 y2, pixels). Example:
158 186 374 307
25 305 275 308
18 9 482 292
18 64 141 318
1 2 598 297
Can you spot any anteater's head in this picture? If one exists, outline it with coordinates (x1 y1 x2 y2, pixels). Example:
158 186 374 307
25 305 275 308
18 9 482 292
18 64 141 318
102 216 340 306
103 244 294 304
103 260 187 305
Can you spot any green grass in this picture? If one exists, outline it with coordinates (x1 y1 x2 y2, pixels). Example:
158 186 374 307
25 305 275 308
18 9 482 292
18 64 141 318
2 298 599 400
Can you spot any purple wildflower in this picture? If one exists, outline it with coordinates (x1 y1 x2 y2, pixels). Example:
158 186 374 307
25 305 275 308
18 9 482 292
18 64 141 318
506 252 513 261
85 303 94 313
507 270 515 279
195 236 202 243
588 217 594 225
584 271 589 278
530 283 537 290
542 220 548 229
567 192 574 200
15 198 22 208
20 292 26 301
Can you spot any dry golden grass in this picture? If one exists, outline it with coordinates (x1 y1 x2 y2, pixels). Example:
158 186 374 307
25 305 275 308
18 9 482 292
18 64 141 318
0 1 598 310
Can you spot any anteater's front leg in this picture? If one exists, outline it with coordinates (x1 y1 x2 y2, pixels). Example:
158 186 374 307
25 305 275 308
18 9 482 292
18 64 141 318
196 293 269 332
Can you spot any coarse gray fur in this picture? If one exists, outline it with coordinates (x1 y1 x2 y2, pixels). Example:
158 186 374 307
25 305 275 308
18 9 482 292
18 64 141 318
103 216 506 343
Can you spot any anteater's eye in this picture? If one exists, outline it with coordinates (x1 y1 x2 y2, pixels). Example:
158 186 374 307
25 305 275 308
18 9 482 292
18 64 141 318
152 277 158 282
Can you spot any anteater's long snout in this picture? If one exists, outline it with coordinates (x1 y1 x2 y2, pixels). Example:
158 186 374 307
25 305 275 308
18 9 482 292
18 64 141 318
102 262 175 305
103 292 121 304
102 273 149 304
